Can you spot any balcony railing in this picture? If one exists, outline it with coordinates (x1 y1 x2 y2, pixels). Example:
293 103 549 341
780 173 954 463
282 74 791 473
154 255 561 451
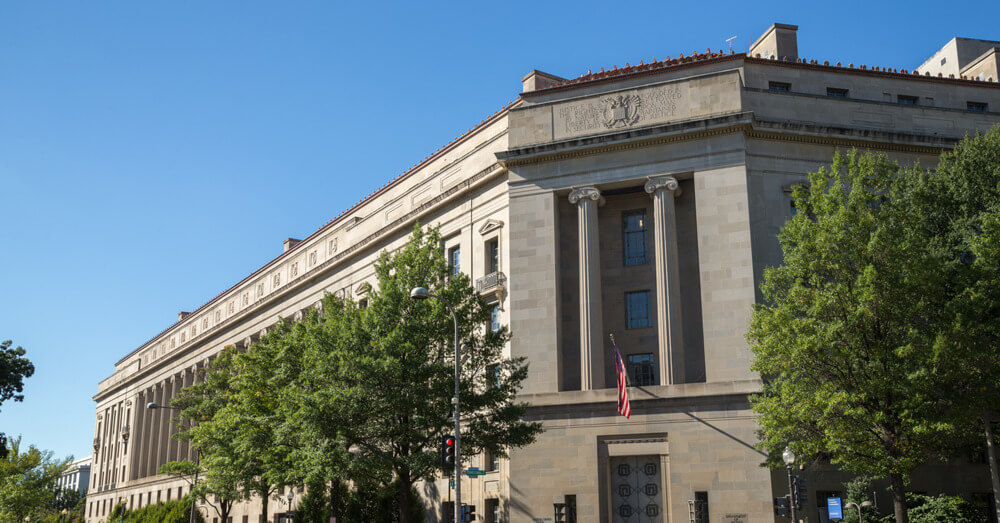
475 271 506 293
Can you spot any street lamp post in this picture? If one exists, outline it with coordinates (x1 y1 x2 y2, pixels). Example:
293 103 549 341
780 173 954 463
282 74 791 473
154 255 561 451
782 446 797 523
846 500 873 523
410 286 462 523
59 509 67 523
148 402 198 523
286 488 296 519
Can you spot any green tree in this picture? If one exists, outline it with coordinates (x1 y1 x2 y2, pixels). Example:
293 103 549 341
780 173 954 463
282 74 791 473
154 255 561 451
285 225 541 522
0 436 69 521
912 127 1000 517
748 151 965 523
0 340 35 456
171 348 285 522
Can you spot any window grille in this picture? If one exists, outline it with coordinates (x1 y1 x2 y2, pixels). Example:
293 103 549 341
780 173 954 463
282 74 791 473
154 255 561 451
622 210 649 266
625 291 651 329
627 353 656 386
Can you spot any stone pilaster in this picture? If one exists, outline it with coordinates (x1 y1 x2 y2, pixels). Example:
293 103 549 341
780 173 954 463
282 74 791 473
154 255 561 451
568 186 605 390
645 175 685 385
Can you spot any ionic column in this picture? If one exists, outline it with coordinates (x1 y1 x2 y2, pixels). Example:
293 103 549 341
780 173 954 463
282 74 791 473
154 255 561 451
179 368 193 461
136 389 151 479
156 379 173 471
645 175 685 385
130 394 144 480
147 384 162 477
568 186 605 390
167 376 181 463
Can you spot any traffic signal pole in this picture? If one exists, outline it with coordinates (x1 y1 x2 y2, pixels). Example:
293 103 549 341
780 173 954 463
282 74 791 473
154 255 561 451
786 465 797 522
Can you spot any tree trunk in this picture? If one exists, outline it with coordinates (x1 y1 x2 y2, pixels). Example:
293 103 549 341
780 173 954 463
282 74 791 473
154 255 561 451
398 467 412 523
221 500 232 523
889 472 909 523
260 487 269 523
985 414 1000 523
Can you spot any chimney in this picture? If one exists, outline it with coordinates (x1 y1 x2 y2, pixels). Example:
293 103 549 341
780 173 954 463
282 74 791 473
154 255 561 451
283 238 301 253
178 311 190 321
749 23 799 61
521 70 567 93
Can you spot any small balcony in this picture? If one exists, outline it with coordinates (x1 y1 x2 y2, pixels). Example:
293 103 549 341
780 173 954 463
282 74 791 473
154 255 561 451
475 271 506 302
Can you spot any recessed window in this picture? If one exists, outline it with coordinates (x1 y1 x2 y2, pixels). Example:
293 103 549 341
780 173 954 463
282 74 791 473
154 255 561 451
694 491 710 523
448 246 461 276
826 87 849 98
626 353 656 386
769 81 791 92
487 363 500 388
898 95 919 105
625 291 651 329
622 210 649 266
940 57 947 66
968 101 988 112
486 239 499 274
485 450 499 471
489 304 501 333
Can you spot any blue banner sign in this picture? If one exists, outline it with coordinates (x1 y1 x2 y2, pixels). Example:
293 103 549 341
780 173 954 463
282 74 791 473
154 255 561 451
827 497 843 519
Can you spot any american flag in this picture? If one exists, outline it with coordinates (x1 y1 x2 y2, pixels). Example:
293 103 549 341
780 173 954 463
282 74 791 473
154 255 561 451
611 336 631 419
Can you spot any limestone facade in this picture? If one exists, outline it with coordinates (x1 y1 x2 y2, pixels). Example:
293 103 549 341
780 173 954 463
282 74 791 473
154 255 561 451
88 23 1000 523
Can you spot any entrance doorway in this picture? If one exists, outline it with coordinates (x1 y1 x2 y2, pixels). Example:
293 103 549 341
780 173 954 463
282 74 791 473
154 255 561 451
609 455 664 523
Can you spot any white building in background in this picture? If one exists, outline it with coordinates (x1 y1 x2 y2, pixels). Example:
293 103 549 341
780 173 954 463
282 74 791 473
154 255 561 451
58 456 92 495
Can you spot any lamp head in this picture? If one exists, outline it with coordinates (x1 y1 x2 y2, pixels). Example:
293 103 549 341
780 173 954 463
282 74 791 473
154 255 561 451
781 446 795 466
861 501 874 508
147 402 158 410
409 287 431 300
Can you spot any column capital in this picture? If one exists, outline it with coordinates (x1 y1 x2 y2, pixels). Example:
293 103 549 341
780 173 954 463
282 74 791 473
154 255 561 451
568 186 605 206
645 175 682 198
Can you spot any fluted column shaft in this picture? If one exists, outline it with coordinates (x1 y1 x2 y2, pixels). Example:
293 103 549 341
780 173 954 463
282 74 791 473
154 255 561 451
569 186 605 390
148 384 163 477
645 175 685 385
167 376 181 463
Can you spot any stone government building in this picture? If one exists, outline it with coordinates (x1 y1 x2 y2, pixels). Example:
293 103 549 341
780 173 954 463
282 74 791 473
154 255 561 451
88 22 1000 523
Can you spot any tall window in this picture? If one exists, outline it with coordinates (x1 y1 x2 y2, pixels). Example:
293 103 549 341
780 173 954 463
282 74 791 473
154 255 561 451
487 239 499 274
490 304 501 333
487 363 501 388
448 246 461 276
622 210 648 266
627 353 656 386
693 491 710 523
625 291 651 329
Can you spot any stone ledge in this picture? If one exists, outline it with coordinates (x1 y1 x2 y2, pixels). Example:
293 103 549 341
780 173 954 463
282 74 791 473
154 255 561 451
519 378 763 409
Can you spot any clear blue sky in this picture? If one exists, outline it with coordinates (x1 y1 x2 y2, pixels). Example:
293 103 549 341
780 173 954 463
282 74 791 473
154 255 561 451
1 0 996 462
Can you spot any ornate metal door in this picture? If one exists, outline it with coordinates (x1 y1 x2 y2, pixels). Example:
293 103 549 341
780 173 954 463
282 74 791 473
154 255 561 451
610 455 664 523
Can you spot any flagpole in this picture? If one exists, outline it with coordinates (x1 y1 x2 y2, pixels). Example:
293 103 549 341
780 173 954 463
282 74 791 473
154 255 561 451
609 333 631 389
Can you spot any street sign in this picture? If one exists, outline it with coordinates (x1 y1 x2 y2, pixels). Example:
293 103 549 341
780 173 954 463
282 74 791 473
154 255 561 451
464 467 486 477
449 479 455 488
827 497 843 520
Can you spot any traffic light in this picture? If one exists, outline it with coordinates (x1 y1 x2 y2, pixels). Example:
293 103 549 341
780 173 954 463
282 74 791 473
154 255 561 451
442 435 456 468
773 495 790 518
461 504 476 522
793 476 808 509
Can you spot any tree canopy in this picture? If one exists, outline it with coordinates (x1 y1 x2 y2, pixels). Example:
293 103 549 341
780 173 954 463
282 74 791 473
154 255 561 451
749 129 1000 523
175 225 541 522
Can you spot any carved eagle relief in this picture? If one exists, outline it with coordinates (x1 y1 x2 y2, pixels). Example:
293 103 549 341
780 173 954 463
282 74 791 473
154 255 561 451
602 94 642 129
